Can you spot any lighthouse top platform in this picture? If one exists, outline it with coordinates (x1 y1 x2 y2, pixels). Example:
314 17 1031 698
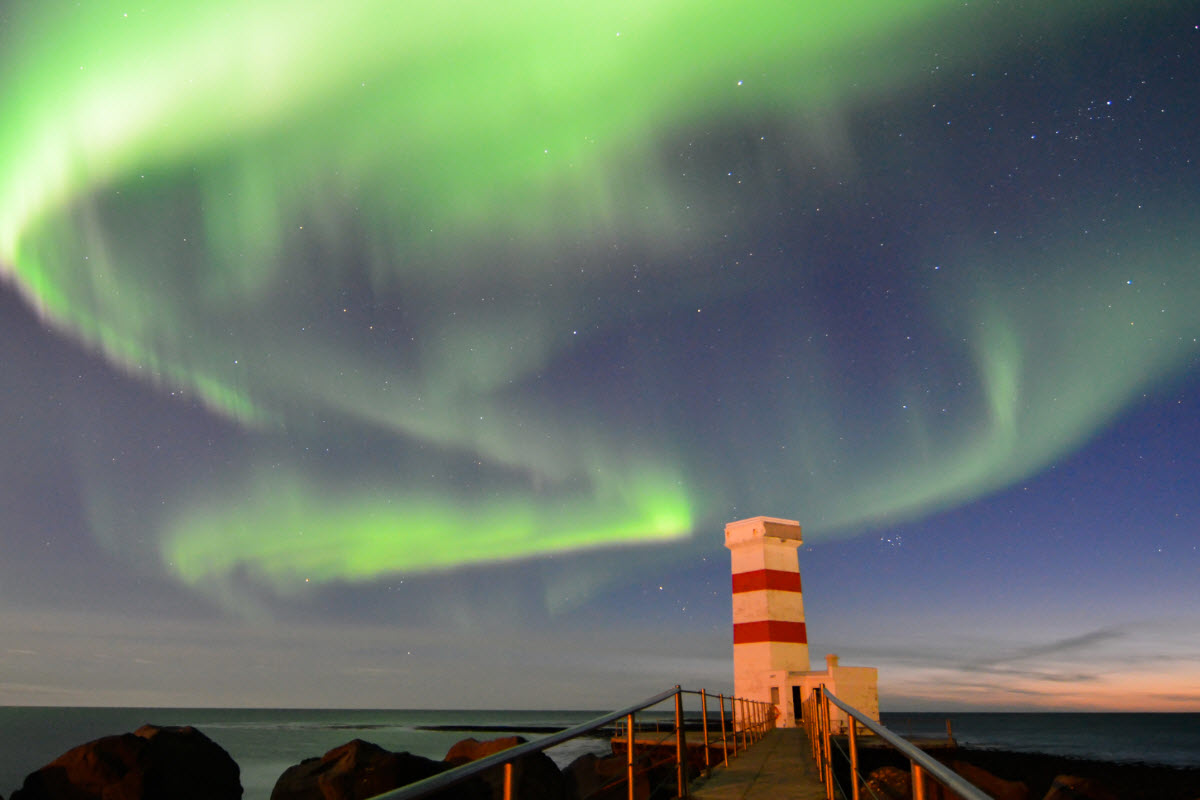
724 516 803 547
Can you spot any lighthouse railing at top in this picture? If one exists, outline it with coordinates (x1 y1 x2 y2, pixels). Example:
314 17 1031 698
802 687 991 800
367 686 775 800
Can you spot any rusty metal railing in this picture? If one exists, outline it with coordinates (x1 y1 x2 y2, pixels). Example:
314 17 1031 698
368 686 774 800
801 687 990 800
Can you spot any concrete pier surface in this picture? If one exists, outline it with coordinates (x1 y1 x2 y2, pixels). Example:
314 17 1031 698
690 728 826 800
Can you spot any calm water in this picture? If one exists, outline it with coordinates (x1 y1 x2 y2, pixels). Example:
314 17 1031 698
881 712 1200 768
2 708 1197 800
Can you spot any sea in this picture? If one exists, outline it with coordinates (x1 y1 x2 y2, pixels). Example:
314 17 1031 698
1 708 1197 800
0 708 619 800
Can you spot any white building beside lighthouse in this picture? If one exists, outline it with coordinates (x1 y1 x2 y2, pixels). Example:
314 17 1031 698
725 515 879 730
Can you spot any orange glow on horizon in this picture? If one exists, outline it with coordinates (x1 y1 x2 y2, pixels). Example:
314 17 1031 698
881 666 1200 712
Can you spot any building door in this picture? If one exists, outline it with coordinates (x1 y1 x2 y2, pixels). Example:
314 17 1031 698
792 686 802 722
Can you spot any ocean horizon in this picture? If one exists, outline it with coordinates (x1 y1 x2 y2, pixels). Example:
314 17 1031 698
2 707 1198 800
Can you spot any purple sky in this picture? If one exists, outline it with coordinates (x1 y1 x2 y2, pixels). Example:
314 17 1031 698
1 3 1197 711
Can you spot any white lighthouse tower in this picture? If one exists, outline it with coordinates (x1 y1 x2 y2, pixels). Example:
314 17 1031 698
725 515 879 729
725 516 809 722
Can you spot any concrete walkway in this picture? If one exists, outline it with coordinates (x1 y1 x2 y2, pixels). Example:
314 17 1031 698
690 728 827 800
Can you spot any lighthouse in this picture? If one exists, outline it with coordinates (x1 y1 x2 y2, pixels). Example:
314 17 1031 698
725 516 809 722
725 515 879 729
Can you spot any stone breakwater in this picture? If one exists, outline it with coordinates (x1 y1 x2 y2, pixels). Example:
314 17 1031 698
3 725 670 800
7 725 1199 800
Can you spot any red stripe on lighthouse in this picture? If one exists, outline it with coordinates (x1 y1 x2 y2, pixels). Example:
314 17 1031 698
731 569 802 594
732 620 808 644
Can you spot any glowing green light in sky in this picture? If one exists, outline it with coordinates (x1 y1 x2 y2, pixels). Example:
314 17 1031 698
805 231 1200 531
163 466 692 600
5 0 1191 601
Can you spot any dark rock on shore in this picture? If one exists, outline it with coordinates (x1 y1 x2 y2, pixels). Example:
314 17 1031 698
267 732 679 800
949 760 1028 800
443 737 565 800
563 753 640 800
271 739 488 800
271 736 569 800
600 737 697 800
851 744 1200 800
864 765 910 799
11 724 241 800
1042 775 1120 800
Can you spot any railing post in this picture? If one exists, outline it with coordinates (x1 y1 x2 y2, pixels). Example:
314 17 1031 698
811 695 819 760
503 762 514 800
821 689 834 800
728 698 734 745
718 694 730 764
912 762 926 800
810 693 821 783
738 699 747 751
848 717 860 800
674 687 687 798
814 691 825 794
700 690 711 772
627 712 636 800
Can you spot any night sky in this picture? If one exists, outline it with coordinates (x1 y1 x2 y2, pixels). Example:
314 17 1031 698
1 2 1198 711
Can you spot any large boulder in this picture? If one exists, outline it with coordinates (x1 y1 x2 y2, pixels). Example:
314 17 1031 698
950 761 1029 800
563 753 644 800
271 739 486 800
865 766 911 800
1040 775 1119 800
11 724 241 800
443 737 565 800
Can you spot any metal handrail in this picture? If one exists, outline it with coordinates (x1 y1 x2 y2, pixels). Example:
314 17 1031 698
369 686 775 800
806 688 991 800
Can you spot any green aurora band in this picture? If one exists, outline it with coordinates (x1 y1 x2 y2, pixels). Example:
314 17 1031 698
2 0 1196 604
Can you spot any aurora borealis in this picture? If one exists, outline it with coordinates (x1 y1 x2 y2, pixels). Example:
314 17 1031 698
1 1 1198 710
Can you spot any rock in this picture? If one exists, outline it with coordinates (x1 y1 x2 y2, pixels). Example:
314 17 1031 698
271 739 481 800
865 765 911 800
563 753 644 800
951 761 1029 800
11 724 241 800
443 737 566 800
133 725 243 800
1041 775 1119 800
12 733 144 800
443 737 518 766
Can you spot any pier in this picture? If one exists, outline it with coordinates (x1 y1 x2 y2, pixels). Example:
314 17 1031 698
691 728 826 800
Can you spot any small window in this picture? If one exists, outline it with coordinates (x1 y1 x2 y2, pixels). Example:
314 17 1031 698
770 686 780 704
